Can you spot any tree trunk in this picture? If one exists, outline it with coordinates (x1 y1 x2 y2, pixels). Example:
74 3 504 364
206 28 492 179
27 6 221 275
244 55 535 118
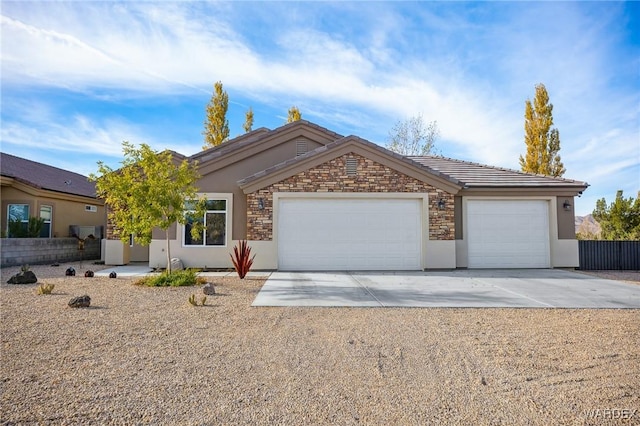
165 228 172 274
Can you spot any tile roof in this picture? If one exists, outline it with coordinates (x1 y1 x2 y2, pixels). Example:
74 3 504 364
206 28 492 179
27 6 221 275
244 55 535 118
409 156 588 190
190 120 344 163
1 152 97 198
237 133 587 193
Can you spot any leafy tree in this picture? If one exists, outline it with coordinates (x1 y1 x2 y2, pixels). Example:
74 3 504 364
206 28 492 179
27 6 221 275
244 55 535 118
386 114 439 156
519 83 565 177
287 106 302 123
202 81 229 149
243 107 254 133
90 142 205 272
592 190 640 240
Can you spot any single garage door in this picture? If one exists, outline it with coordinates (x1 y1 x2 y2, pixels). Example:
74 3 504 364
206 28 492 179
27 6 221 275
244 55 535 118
467 200 550 268
278 198 422 271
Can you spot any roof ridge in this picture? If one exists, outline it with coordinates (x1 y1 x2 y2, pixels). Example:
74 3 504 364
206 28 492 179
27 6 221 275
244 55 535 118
191 127 271 160
190 120 345 163
1 152 90 179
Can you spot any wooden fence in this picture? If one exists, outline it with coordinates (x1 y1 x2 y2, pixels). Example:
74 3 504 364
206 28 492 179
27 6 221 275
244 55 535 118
578 240 640 270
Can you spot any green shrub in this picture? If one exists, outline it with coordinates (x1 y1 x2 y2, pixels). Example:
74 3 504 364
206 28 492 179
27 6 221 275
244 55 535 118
7 217 44 238
135 269 202 287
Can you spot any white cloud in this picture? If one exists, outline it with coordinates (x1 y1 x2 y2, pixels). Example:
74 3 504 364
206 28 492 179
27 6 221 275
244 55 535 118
1 1 637 216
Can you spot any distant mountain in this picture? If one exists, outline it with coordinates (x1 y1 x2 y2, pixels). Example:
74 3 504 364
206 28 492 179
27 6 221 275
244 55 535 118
575 214 601 237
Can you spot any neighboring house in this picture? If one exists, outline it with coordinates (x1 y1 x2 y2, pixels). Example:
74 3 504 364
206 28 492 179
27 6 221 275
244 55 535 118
103 120 588 270
0 152 106 240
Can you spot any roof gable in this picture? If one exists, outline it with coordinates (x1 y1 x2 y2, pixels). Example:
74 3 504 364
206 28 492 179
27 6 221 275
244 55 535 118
1 152 97 198
238 136 463 194
192 120 344 175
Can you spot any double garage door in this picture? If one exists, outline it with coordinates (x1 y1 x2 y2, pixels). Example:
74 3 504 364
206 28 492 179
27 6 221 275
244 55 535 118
278 198 422 271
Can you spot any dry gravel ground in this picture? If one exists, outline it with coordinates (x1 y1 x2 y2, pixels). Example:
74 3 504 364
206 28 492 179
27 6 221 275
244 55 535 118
1 263 639 425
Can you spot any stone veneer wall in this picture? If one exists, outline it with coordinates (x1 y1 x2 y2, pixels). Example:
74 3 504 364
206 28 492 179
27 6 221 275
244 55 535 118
105 205 122 240
247 154 454 241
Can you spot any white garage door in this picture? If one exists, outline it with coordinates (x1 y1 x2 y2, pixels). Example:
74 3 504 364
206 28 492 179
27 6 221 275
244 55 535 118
278 198 422 271
467 200 550 268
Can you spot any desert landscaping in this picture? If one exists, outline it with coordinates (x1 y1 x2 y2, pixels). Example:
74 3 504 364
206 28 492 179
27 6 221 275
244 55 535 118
1 263 639 425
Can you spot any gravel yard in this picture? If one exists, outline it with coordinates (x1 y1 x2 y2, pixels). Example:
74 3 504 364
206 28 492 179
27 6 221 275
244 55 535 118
1 263 639 425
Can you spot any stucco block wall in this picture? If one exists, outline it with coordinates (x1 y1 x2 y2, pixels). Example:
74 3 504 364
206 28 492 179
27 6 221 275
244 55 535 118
1 238 101 267
246 153 454 241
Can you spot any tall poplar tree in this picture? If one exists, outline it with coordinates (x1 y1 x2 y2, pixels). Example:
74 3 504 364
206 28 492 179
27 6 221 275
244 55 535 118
519 83 565 177
243 107 254 133
202 81 229 149
287 106 302 123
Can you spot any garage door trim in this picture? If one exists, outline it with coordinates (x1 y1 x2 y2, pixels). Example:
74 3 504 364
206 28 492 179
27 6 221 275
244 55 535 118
464 198 552 269
274 192 428 271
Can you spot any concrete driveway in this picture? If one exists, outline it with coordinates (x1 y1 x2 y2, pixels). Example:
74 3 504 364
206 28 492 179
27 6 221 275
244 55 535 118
252 269 640 308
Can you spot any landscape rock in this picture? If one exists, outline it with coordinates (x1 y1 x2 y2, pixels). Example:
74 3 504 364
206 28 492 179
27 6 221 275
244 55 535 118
85 270 94 277
65 267 76 276
170 258 184 271
203 283 216 295
68 295 91 308
109 271 117 279
7 270 38 285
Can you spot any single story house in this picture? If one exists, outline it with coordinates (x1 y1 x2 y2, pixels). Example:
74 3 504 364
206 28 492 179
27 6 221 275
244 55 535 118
0 152 106 240
104 120 588 270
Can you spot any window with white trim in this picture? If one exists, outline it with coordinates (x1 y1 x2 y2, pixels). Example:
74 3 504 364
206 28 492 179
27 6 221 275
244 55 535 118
7 204 29 237
40 205 52 238
184 199 227 246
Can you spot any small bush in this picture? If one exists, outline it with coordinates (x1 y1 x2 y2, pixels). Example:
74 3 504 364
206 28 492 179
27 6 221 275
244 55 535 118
135 269 201 287
36 283 55 295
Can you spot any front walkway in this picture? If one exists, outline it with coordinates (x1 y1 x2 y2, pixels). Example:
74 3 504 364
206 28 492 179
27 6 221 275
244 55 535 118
95 264 270 279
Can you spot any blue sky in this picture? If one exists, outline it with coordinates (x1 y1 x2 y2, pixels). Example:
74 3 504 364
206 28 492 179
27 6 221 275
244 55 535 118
1 1 638 216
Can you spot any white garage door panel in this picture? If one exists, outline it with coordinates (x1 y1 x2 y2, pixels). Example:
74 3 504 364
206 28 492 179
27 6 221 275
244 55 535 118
467 200 550 268
278 198 421 271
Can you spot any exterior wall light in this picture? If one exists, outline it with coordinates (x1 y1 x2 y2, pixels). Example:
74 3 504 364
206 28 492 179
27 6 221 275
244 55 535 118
438 199 446 210
563 200 572 211
258 198 265 210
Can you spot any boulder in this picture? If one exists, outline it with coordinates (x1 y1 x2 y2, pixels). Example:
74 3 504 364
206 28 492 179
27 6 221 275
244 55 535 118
170 258 184 271
68 295 91 308
203 283 216 295
65 267 76 276
84 270 94 277
7 270 38 285
109 271 117 279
